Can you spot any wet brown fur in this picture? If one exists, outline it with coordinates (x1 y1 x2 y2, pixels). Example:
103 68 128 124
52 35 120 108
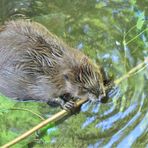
0 20 110 104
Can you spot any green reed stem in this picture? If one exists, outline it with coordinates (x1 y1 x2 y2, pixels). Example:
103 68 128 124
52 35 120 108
114 58 148 85
125 28 148 45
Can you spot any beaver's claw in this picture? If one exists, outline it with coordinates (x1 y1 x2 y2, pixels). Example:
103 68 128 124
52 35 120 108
62 100 81 114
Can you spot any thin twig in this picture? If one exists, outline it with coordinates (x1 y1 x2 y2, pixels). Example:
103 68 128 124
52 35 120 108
124 25 136 38
9 107 45 121
125 28 148 45
114 58 148 85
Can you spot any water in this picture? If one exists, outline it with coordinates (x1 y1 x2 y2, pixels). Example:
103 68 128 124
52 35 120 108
0 0 147 147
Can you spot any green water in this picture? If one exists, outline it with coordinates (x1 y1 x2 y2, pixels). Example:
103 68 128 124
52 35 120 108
0 0 148 147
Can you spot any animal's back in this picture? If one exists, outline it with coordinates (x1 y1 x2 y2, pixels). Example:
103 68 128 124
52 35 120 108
0 20 65 100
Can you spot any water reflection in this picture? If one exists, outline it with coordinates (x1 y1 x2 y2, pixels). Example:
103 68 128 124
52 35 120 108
117 112 148 148
104 112 141 148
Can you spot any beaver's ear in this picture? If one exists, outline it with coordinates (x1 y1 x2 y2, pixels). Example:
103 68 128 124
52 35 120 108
80 56 89 65
79 56 90 72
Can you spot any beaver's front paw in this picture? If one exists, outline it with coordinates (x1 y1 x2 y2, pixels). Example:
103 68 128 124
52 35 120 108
62 100 81 114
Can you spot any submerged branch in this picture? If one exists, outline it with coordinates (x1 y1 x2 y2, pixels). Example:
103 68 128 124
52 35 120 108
9 107 45 121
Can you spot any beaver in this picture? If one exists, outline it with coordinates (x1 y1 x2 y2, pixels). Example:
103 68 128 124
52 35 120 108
0 20 112 110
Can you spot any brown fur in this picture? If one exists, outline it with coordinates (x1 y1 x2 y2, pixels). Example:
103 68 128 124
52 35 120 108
0 20 110 104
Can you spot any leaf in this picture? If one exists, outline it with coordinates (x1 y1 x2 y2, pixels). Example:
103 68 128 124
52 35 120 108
136 12 145 30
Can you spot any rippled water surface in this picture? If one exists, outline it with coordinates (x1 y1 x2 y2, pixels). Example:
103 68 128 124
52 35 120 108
0 0 148 147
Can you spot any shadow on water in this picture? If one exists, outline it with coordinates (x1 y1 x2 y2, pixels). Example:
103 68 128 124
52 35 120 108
0 0 147 147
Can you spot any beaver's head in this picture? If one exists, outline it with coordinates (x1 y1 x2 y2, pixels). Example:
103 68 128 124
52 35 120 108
63 56 112 102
